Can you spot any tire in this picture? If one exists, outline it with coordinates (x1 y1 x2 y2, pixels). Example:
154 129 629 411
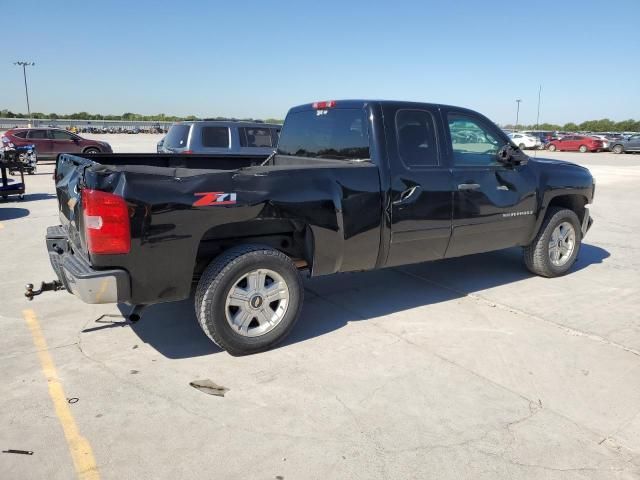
579 145 588 153
548 144 557 152
83 148 100 154
523 207 582 277
195 245 304 355
612 144 624 154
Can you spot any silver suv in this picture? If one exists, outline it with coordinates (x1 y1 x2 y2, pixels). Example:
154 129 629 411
160 121 281 155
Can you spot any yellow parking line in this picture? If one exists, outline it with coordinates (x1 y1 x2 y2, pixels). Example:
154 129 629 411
22 309 100 480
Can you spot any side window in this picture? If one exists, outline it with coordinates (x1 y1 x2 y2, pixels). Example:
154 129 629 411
239 127 274 148
395 109 439 167
201 127 229 148
448 114 504 166
13 131 28 138
50 130 74 140
27 129 48 139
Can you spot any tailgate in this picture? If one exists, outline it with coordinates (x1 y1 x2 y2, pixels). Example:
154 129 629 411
55 154 92 254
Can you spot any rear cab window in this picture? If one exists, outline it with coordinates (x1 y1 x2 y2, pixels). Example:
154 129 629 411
277 108 369 160
165 124 191 149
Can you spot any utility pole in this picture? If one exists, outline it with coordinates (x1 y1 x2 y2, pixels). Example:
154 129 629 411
515 99 522 132
14 61 35 126
535 85 542 131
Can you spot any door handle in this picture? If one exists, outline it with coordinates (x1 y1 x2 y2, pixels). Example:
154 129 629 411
457 183 481 191
393 185 422 205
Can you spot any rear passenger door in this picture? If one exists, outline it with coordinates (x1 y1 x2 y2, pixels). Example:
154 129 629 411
26 129 53 157
444 110 538 258
384 105 453 267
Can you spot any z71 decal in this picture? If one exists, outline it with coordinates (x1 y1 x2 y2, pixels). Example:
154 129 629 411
193 192 237 207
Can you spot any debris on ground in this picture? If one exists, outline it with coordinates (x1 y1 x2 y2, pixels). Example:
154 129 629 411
189 379 229 397
3 449 34 455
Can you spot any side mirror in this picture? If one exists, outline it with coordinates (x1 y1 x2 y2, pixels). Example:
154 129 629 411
497 144 528 166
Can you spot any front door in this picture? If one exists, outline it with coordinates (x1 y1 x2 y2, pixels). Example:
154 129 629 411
50 129 81 155
385 105 452 267
444 110 537 258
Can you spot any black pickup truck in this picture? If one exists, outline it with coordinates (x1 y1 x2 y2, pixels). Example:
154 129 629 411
38 100 594 355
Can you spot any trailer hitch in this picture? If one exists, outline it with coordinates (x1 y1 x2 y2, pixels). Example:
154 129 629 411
25 281 65 300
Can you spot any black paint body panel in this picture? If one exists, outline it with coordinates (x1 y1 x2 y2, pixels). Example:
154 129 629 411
51 101 595 306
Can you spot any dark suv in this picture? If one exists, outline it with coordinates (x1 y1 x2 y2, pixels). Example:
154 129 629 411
2 128 112 159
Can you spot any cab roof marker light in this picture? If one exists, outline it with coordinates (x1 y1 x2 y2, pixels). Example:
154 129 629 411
312 100 336 109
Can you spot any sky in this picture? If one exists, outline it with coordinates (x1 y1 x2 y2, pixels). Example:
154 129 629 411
1 0 638 125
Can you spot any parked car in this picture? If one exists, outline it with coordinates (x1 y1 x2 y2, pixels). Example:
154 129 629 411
3 128 112 159
508 132 541 149
547 135 604 153
37 100 594 355
609 134 640 154
160 121 281 155
588 135 610 151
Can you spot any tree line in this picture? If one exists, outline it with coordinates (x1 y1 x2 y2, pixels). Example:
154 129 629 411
0 109 283 124
503 118 640 132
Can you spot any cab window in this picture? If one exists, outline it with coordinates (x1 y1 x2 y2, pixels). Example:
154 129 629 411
448 114 504 166
395 109 439 167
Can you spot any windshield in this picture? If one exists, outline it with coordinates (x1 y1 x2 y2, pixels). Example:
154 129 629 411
277 108 370 160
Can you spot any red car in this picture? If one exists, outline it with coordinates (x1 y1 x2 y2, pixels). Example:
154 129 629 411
547 135 603 153
2 128 112 160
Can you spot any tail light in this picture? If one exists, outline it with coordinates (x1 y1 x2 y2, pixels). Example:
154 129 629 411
82 189 131 255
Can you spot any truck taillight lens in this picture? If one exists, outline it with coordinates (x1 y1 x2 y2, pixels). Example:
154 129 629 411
82 189 131 255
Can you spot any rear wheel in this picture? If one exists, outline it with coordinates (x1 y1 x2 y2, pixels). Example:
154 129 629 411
83 148 100 154
195 245 304 355
523 207 581 277
612 144 624 154
579 145 588 153
548 144 557 152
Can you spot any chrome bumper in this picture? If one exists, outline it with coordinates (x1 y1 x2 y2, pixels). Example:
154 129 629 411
46 226 130 304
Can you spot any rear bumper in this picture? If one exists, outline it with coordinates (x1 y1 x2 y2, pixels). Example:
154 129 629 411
46 226 131 304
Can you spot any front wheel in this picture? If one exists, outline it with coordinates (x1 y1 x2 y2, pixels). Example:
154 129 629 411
195 245 304 355
612 145 624 154
523 207 581 277
83 148 100 154
548 144 557 152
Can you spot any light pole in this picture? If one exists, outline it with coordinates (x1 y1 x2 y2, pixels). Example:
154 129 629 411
14 61 35 126
535 85 542 131
515 99 522 132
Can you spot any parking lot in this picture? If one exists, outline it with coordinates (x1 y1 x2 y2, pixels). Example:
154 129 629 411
1 138 639 479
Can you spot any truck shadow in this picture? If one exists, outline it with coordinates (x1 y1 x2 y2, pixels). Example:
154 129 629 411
125 244 609 359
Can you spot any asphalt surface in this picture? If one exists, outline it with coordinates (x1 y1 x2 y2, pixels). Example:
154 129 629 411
1 139 639 479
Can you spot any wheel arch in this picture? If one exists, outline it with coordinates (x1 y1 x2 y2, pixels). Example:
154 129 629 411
529 193 589 243
193 219 315 281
